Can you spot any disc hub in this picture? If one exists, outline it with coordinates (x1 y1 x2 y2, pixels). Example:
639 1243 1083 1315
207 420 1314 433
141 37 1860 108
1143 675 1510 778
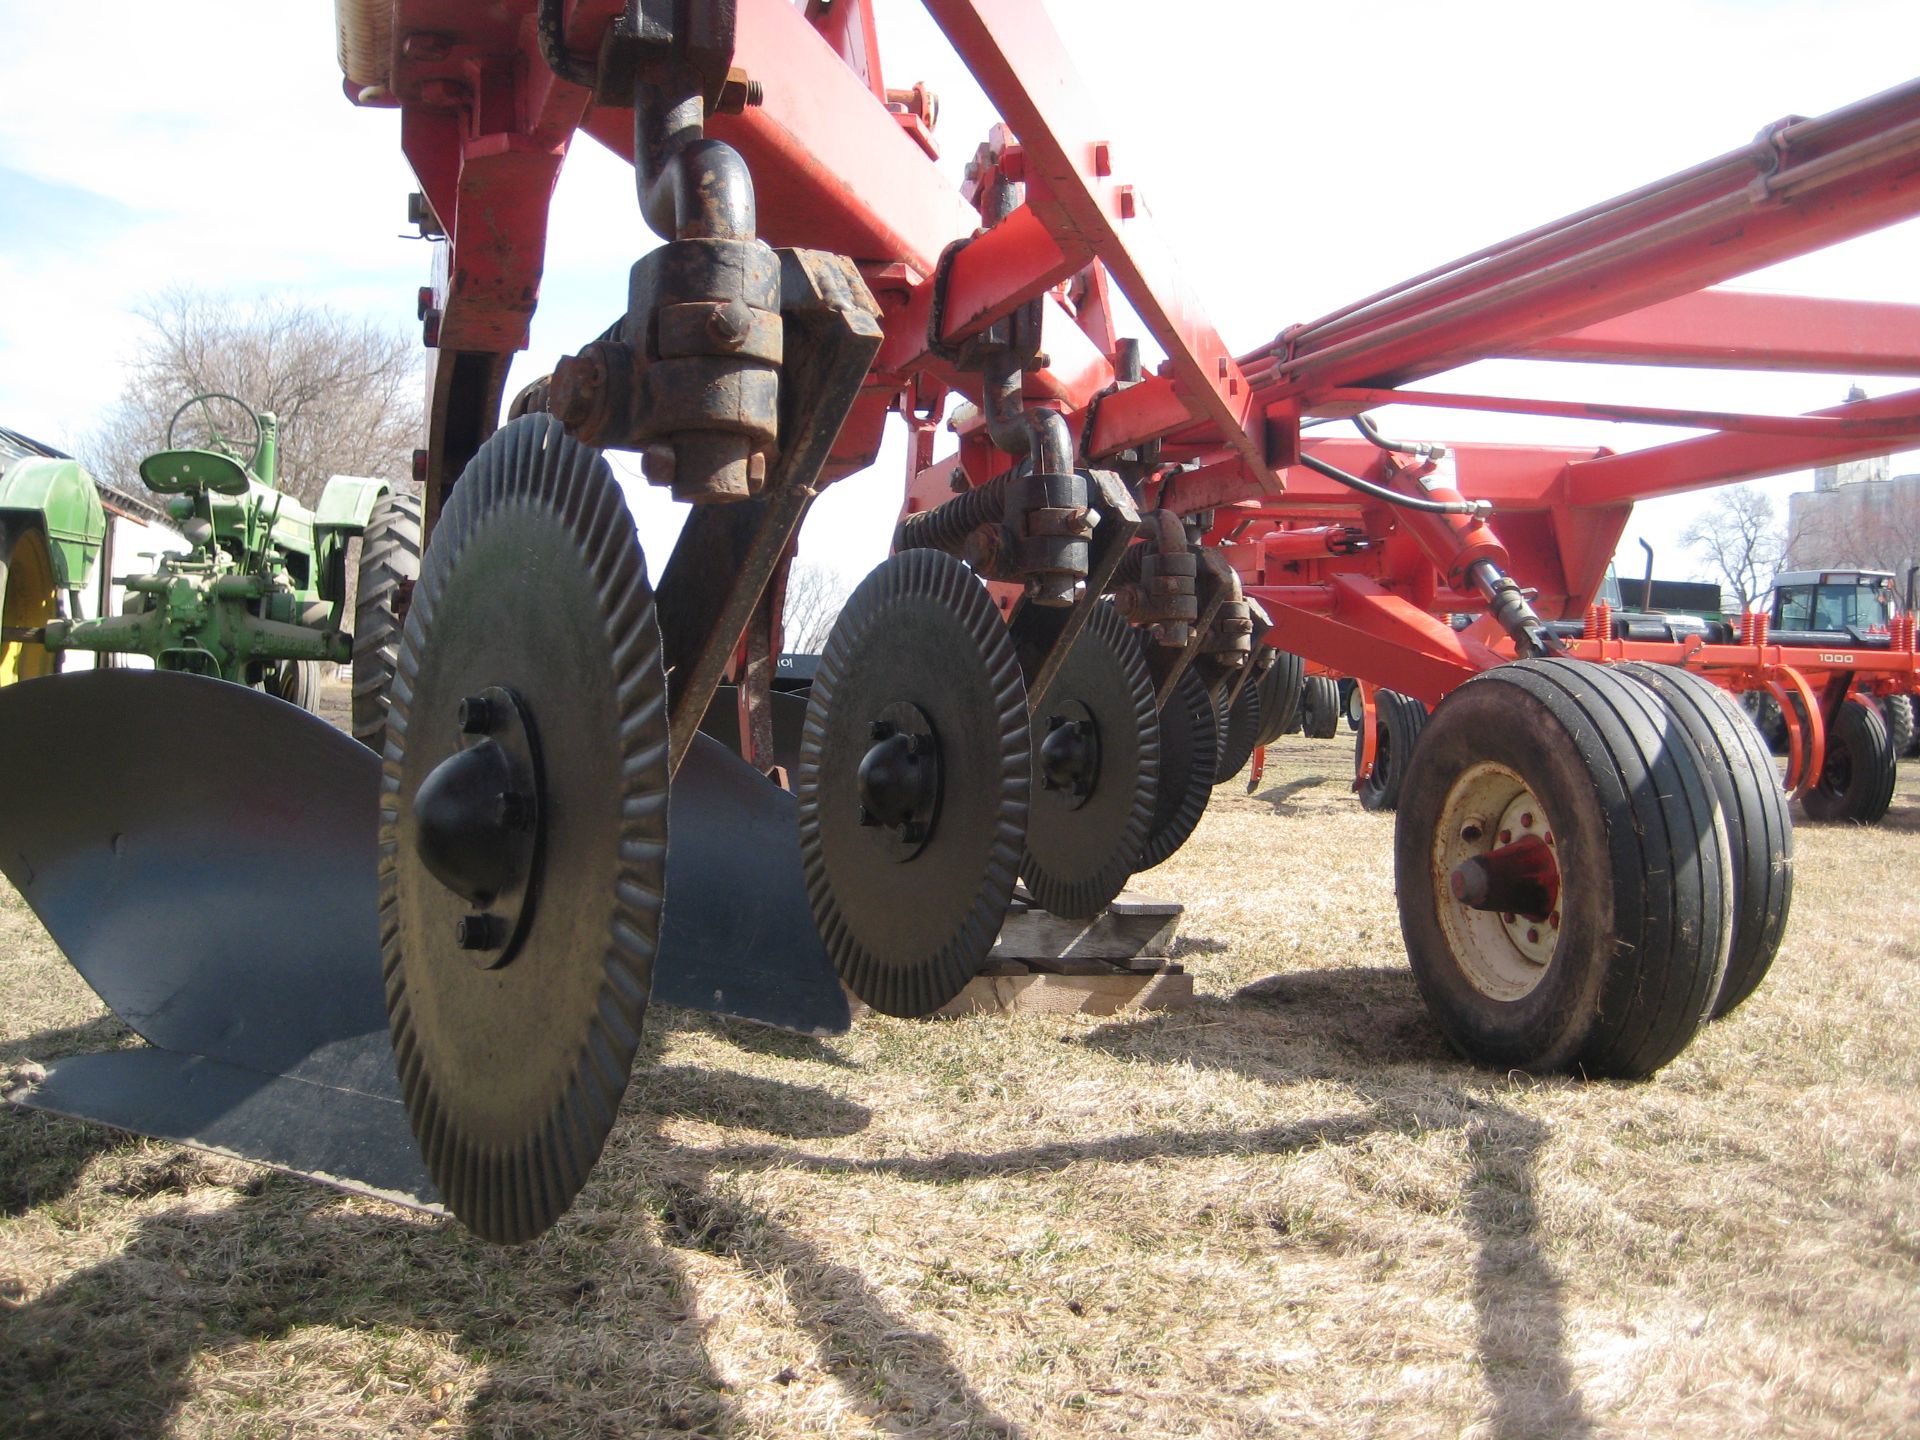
1038 699 1099 810
856 701 941 860
411 684 543 969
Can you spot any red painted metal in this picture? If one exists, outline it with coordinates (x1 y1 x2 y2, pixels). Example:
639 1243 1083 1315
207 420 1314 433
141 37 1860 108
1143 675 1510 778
354 2 1920 764
1512 290 1920 375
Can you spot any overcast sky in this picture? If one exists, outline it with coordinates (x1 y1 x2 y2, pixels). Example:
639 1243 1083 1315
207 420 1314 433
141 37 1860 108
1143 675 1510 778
2 0 1916 592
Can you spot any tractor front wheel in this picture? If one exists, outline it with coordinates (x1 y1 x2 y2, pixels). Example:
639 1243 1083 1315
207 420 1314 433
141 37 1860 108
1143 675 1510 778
1800 698 1897 825
353 491 424 752
1394 659 1731 1078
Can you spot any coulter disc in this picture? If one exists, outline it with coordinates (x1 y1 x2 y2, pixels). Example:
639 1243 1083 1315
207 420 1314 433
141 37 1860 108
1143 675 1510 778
1138 665 1219 870
1019 600 1159 919
382 414 669 1244
1213 675 1262 782
797 549 1030 1018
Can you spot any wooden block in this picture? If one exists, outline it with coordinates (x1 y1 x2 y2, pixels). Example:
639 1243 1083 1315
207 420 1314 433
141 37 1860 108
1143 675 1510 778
991 889 1182 964
933 967 1194 1019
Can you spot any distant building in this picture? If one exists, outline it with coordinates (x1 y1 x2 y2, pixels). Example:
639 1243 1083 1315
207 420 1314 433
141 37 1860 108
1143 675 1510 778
1785 386 1920 589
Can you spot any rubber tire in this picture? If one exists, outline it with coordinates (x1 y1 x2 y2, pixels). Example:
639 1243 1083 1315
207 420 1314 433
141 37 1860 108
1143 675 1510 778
1301 675 1340 739
0 524 63 686
1253 650 1305 745
1800 697 1897 825
1212 677 1261 782
270 658 323 715
1743 691 1789 756
1342 679 1364 732
352 491 423 751
1394 659 1731 1079
1355 690 1427 813
1618 664 1793 1018
1878 692 1915 757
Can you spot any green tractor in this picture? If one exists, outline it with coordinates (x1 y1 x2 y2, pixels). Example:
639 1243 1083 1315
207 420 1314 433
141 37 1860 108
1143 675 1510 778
19 393 419 731
0 427 108 686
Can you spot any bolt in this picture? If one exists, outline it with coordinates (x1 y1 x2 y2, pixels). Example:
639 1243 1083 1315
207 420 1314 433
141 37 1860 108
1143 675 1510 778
1544 832 1555 847
422 309 442 348
1093 140 1112 177
1048 714 1067 731
416 286 435 321
1074 719 1094 737
457 695 494 734
1117 185 1137 219
401 31 451 61
1527 927 1541 944
869 720 895 741
904 733 929 759
411 448 430 484
1520 811 1535 829
640 444 676 486
948 467 969 494
1460 822 1484 843
495 791 531 829
550 349 607 428
706 298 755 350
1498 829 1512 845
456 913 501 950
1501 912 1516 924
857 805 876 827
1549 909 1561 928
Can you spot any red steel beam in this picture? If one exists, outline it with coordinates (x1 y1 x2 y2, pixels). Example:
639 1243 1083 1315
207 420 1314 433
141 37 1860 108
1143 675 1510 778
1251 81 1920 398
1251 576 1506 707
919 0 1279 491
1510 289 1920 374
1565 384 1920 506
1322 385 1920 440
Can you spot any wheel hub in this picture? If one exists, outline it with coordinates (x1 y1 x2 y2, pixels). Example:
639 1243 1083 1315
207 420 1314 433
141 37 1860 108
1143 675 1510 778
1432 763 1563 998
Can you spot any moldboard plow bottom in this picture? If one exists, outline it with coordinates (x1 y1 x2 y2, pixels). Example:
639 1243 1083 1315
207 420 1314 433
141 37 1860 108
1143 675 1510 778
0 670 851 1228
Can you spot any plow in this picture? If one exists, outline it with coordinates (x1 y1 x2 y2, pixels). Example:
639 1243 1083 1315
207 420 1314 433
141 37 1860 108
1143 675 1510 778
4 0 1920 1246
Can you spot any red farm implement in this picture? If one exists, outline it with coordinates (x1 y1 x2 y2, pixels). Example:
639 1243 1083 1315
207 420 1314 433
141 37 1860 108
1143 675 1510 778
3 0 1919 1244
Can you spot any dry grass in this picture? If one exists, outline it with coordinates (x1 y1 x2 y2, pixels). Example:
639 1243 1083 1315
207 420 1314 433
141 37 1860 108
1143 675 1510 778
4 700 1920 1438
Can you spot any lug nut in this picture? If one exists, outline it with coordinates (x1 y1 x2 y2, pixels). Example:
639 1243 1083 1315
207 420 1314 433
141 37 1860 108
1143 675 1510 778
457 695 494 734
456 913 501 950
1520 811 1535 829
1527 927 1541 943
1498 829 1512 845
870 720 895 741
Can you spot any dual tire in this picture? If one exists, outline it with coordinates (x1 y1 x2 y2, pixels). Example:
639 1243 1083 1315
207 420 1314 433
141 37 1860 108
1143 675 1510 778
1395 659 1791 1078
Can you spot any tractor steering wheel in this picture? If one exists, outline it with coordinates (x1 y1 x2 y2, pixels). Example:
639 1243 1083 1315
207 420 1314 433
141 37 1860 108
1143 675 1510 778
166 393 263 471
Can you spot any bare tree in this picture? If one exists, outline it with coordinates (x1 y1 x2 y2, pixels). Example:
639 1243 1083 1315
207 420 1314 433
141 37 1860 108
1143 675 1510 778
83 288 422 509
1681 484 1787 610
781 560 851 654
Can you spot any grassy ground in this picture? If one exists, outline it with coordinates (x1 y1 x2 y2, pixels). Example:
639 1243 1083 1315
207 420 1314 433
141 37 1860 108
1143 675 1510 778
3 695 1919 1439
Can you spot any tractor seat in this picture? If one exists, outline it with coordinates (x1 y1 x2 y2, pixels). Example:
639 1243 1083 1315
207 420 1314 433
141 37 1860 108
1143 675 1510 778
140 448 252 497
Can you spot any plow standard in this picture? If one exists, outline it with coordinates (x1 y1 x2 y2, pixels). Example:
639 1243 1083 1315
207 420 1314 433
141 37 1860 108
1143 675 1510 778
3 1 1919 1244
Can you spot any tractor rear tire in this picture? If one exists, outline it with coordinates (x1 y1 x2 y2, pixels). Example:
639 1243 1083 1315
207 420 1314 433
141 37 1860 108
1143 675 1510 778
0 523 63 686
1394 659 1731 1079
1301 675 1340 739
1355 689 1427 813
1800 698 1897 825
352 491 423 752
1618 664 1793 1018
1254 649 1305 744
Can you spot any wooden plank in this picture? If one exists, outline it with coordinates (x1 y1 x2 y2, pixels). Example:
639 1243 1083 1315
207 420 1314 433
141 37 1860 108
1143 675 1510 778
991 890 1182 963
933 968 1195 1019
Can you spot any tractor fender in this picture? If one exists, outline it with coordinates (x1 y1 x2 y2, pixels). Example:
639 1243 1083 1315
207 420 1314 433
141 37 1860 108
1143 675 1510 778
314 474 394 536
0 455 107 589
313 474 396 604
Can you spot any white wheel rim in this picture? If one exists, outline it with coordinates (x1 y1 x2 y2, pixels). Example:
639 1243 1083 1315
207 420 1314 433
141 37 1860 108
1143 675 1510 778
1431 761 1562 1001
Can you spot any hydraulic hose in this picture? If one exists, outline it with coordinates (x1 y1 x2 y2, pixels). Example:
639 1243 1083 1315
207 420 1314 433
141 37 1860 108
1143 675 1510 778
1297 452 1487 518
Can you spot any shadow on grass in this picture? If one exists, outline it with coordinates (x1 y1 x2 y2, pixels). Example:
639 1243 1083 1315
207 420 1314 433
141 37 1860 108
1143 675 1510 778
1246 774 1335 813
2 1018 145 1216
0 1066 1023 1440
